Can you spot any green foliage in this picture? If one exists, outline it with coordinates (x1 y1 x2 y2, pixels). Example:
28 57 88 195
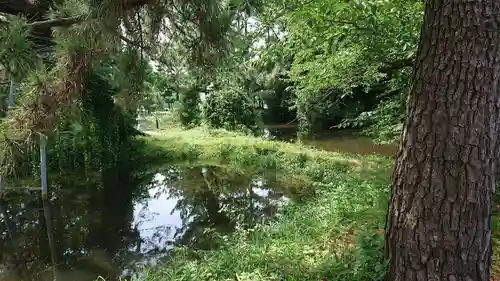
179 86 202 128
0 82 8 117
143 127 390 192
29 63 142 178
161 0 295 135
203 86 262 135
166 0 422 140
337 92 407 144
112 48 150 112
0 0 235 174
141 70 177 112
336 67 412 143
0 17 38 78
252 0 423 139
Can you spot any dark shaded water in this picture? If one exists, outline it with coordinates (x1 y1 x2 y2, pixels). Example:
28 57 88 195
0 165 293 281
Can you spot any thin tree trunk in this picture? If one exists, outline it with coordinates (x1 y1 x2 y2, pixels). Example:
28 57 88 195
385 1 500 281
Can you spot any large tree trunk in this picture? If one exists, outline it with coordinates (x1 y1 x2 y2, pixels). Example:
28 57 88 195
384 1 500 281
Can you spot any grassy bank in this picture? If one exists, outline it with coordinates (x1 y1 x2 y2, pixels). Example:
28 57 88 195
144 127 391 188
139 127 499 281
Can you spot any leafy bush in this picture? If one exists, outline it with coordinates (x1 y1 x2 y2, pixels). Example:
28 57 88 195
31 67 142 178
179 87 202 128
203 86 262 135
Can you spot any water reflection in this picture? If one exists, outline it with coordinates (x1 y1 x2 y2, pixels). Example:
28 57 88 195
265 125 399 157
0 164 293 281
159 165 291 250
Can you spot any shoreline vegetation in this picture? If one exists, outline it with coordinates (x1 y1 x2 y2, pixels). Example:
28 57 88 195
137 127 500 281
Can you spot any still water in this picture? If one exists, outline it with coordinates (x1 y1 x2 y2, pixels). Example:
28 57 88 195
0 128 396 281
0 165 292 281
265 125 399 157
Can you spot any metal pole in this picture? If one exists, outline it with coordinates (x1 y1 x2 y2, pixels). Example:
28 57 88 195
42 199 58 281
8 78 15 113
40 134 48 199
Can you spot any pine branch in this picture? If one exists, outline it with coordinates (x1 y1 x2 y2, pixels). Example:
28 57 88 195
0 0 155 28
26 15 85 28
378 56 415 82
0 0 154 15
0 14 84 28
120 34 151 52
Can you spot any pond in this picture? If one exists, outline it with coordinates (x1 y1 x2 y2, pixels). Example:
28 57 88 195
0 126 396 281
265 124 399 157
0 165 295 281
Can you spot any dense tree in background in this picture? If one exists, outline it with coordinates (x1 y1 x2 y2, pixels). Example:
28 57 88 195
254 0 421 140
203 85 262 134
384 1 500 280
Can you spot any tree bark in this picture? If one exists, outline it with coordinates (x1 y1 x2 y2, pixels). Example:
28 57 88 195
385 1 500 281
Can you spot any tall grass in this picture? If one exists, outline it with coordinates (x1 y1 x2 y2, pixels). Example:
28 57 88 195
134 127 392 280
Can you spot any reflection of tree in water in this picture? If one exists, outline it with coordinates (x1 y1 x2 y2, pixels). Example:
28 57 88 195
159 165 292 250
0 167 154 281
0 164 294 281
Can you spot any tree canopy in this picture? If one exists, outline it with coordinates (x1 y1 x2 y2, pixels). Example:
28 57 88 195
161 0 424 142
0 0 237 177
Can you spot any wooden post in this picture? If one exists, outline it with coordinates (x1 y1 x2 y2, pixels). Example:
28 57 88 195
40 134 48 199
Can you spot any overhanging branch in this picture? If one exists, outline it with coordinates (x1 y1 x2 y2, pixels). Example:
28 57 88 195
379 57 415 74
378 56 415 82
0 0 154 28
26 15 85 28
0 0 154 15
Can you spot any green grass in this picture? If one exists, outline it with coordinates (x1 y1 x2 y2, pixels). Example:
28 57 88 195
142 127 391 193
135 126 500 281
